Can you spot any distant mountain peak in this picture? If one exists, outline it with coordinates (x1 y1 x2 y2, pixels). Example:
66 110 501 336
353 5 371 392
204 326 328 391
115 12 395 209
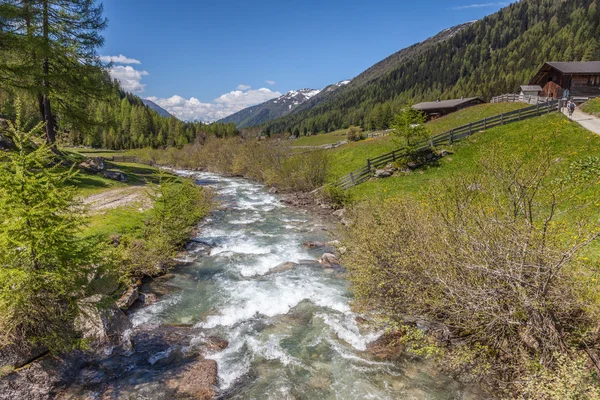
142 99 174 119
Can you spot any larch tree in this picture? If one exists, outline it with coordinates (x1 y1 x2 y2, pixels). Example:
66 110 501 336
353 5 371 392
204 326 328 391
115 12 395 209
0 0 110 145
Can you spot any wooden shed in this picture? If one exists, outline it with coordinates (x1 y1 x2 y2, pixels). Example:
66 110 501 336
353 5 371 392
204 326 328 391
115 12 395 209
529 61 600 99
413 97 485 120
520 85 543 97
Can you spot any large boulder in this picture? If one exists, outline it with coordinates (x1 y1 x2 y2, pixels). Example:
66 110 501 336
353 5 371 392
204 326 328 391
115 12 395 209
116 285 139 309
103 170 128 182
0 343 48 370
75 295 132 347
165 357 218 400
79 157 105 173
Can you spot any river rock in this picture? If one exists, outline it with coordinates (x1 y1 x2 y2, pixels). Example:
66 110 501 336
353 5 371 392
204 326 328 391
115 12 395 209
204 336 229 352
139 292 159 307
268 187 278 194
116 286 139 309
79 157 105 173
75 295 132 346
266 261 298 275
366 330 406 361
165 357 218 400
103 170 128 182
332 209 346 219
303 241 327 249
319 253 341 269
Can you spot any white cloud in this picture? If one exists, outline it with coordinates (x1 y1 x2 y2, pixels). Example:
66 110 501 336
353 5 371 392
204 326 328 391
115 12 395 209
237 84 251 90
100 54 141 64
451 2 509 10
147 87 282 122
265 80 276 85
109 65 149 93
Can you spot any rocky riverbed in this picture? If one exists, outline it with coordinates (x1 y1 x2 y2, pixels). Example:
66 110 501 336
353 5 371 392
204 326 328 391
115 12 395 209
1 171 482 400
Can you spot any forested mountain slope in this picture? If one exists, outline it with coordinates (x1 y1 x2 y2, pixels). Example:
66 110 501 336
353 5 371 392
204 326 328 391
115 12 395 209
265 0 600 135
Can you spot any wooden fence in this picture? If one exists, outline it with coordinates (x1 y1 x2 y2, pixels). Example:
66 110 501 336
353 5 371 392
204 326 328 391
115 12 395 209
334 99 560 190
491 93 551 105
107 155 156 166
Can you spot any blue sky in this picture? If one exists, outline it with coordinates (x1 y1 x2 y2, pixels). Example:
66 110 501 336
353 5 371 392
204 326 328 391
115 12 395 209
100 0 515 121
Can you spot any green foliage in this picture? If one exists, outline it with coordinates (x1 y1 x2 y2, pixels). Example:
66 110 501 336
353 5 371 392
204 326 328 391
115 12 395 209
581 98 600 117
323 185 352 209
265 0 600 135
0 108 101 351
130 138 331 192
342 150 600 395
390 105 429 150
346 125 364 142
117 177 210 280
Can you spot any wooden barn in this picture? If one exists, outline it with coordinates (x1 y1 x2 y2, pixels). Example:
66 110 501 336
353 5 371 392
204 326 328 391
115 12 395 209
413 97 485 120
529 61 600 100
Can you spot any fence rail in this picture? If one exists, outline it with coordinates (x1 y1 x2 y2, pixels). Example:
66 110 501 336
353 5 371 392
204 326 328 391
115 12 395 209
491 93 551 105
334 99 560 190
107 155 156 166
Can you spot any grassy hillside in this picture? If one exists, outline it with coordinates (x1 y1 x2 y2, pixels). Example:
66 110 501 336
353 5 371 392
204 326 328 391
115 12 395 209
266 0 600 135
326 102 529 180
348 113 600 200
581 98 600 117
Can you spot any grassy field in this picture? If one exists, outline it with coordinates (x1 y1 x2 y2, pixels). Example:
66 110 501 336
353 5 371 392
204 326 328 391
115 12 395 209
427 102 529 135
581 98 600 117
326 102 529 181
348 113 600 198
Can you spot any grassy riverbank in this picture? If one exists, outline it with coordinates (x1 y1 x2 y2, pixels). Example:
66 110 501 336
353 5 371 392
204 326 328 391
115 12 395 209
337 110 600 397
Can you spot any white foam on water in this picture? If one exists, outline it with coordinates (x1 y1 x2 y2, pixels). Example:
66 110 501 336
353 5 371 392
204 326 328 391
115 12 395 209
317 313 382 351
148 347 173 365
210 237 272 256
197 272 349 329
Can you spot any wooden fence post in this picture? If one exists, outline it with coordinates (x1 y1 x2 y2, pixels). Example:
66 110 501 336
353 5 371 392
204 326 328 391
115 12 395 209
484 118 487 129
469 122 473 134
350 172 355 185
518 109 522 120
450 130 454 144
501 114 504 125
367 159 372 172
536 102 540 115
392 151 396 162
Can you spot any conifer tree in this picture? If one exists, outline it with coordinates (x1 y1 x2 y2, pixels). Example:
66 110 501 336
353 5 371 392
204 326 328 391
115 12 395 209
0 104 101 351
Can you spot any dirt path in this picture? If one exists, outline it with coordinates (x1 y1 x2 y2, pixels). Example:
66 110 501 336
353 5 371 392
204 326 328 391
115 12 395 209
82 187 152 212
563 108 600 135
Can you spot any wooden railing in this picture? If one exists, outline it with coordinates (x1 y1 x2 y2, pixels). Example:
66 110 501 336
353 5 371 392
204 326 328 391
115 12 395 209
491 93 551 105
107 155 156 166
334 99 560 190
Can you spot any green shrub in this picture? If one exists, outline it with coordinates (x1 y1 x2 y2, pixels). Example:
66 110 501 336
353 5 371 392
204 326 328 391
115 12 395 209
342 152 600 395
346 126 364 142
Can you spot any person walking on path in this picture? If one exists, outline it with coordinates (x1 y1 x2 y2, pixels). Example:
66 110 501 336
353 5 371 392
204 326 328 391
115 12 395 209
567 100 576 119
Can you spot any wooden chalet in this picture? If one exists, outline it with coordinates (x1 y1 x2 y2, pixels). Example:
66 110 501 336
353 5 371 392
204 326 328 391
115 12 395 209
530 61 600 100
413 97 485 120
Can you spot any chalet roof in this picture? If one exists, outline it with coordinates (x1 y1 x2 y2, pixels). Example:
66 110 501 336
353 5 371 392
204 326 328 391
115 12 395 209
413 97 483 111
521 85 543 92
546 61 600 74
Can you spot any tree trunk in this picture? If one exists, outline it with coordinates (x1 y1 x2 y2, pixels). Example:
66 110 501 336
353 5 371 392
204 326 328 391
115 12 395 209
41 0 56 145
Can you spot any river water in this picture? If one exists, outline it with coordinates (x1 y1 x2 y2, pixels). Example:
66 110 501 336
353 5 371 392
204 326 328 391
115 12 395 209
108 172 481 399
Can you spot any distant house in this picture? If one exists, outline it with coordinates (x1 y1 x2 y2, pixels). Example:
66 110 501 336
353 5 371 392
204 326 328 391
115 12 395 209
413 97 485 120
529 61 600 99
520 85 543 97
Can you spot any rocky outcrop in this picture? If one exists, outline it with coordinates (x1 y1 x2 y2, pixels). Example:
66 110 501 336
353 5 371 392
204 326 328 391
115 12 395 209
0 343 48 370
165 358 218 400
0 133 15 151
116 286 139 309
374 163 396 178
203 336 229 352
75 295 132 347
303 241 327 249
103 170 128 182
